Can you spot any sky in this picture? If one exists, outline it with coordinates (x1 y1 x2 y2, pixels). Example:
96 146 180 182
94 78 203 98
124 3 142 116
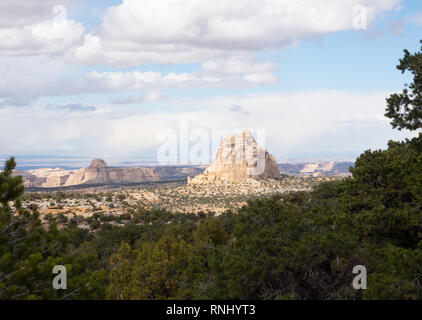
1 0 422 165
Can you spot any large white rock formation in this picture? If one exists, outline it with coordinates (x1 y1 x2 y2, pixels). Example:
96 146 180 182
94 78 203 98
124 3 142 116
188 129 280 184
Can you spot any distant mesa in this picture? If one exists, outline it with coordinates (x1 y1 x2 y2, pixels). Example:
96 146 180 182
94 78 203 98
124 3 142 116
18 158 158 188
278 161 353 177
188 129 280 184
65 158 158 187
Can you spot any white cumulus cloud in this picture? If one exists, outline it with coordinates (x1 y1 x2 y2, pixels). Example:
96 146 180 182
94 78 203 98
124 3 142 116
68 0 401 66
0 91 416 160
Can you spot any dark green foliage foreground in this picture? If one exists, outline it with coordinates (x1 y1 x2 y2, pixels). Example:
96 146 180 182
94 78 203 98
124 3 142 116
0 133 421 299
1 42 422 300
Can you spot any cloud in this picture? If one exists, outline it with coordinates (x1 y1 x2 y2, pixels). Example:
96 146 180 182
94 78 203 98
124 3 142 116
0 0 84 28
0 56 69 106
46 103 97 112
202 56 277 76
0 0 413 163
387 11 422 33
68 0 401 66
0 91 416 160
81 62 278 92
0 19 85 56
76 56 279 94
229 105 243 112
229 104 250 115
0 1 85 56
99 91 417 160
0 55 278 105
0 0 402 106
110 91 166 104
409 12 422 25
388 20 405 35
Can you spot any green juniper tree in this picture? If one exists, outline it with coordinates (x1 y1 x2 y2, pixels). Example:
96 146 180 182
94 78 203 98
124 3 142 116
385 40 422 131
0 157 24 217
0 158 108 300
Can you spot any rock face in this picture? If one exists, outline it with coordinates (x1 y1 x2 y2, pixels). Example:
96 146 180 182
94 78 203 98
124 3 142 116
88 158 108 169
188 129 280 184
14 171 47 188
17 159 158 188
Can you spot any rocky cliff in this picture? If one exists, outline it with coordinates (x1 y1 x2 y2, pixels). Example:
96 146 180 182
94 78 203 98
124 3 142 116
188 129 280 184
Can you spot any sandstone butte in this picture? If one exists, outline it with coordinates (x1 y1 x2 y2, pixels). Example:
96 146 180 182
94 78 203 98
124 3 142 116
20 159 158 188
188 129 280 185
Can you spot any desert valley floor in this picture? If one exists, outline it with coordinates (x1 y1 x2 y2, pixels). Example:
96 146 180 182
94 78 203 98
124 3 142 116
21 175 339 229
